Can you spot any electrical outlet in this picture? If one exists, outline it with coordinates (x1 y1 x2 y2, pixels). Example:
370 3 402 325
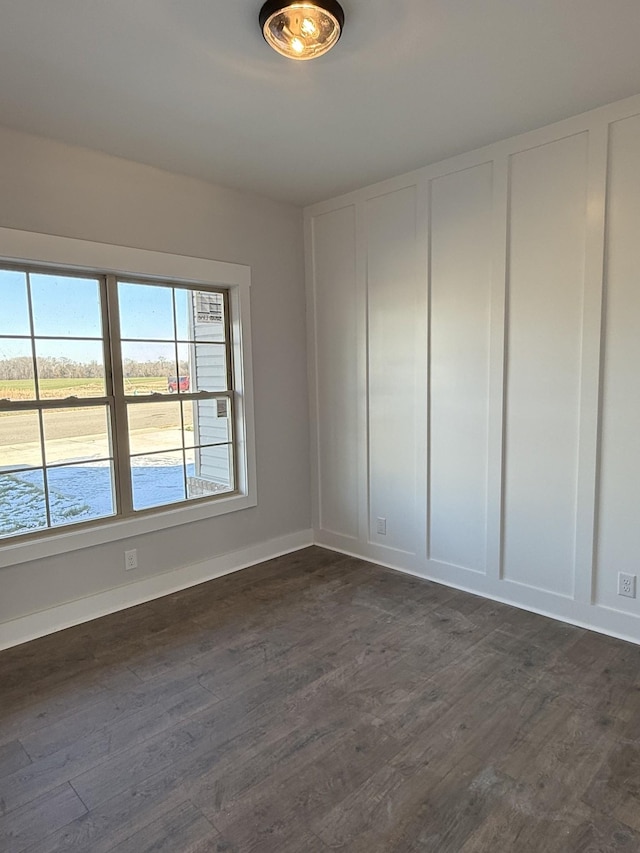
125 549 138 571
618 572 636 599
376 517 387 535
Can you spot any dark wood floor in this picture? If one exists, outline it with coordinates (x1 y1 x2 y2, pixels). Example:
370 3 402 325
1 547 640 852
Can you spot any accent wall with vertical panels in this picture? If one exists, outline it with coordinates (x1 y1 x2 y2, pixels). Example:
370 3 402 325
305 92 640 644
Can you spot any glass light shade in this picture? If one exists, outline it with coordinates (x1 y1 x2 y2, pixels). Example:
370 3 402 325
260 1 344 61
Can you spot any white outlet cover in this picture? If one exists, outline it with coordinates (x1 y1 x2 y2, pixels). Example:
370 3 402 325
618 572 636 599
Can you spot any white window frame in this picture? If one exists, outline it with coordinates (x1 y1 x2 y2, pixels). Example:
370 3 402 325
0 228 257 568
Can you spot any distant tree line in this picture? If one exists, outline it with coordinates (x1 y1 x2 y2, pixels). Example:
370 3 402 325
0 357 188 380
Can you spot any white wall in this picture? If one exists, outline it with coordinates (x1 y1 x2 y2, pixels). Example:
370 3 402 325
306 93 640 645
0 126 311 639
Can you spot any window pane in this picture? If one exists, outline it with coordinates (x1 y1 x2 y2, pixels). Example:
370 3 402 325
191 343 227 392
193 291 226 341
0 270 30 336
187 444 233 499
174 289 225 342
174 287 193 341
36 339 106 399
0 409 42 471
0 469 47 537
131 451 186 510
47 463 115 527
127 401 182 455
0 338 36 400
181 399 195 446
187 398 232 447
121 341 177 395
119 282 175 341
175 342 191 394
42 406 112 466
30 274 102 338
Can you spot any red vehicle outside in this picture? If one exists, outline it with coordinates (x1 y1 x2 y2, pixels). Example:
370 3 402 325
167 376 190 393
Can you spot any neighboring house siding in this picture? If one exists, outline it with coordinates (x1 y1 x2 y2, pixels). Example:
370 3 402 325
191 291 232 487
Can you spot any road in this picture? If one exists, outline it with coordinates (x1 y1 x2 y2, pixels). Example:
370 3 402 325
0 402 192 445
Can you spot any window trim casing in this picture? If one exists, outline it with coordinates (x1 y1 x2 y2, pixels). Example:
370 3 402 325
0 228 257 569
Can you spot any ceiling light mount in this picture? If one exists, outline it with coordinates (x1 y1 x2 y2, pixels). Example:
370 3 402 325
259 0 345 61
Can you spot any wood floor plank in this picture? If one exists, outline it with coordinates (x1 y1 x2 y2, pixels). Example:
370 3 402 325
313 757 515 852
561 807 640 853
1 546 639 851
104 800 217 853
212 828 329 853
0 740 31 780
1 664 142 747
458 793 640 853
0 783 86 853
0 681 214 815
582 743 640 833
24 769 196 853
19 670 213 761
202 720 401 848
497 696 615 795
311 760 441 850
66 686 259 809
192 708 397 823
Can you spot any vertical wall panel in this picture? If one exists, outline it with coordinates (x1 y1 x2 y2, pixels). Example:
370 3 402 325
367 187 419 552
429 164 493 572
596 114 640 611
503 133 588 595
313 206 359 538
308 94 640 644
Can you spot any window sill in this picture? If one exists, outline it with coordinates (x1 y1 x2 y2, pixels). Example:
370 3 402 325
0 490 258 568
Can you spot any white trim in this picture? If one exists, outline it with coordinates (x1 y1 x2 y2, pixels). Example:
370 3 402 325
314 535 640 647
414 174 429 564
355 199 369 545
486 156 508 581
0 228 250 288
3 528 640 652
573 120 608 606
0 228 258 568
0 529 313 651
304 213 321 534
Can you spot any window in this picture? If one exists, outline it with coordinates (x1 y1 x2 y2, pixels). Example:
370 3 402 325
116 279 235 513
0 230 256 562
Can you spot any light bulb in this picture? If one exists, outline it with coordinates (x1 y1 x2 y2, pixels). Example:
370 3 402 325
291 37 304 54
301 17 318 37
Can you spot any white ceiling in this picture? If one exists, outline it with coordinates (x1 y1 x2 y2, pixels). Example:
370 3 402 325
1 1 640 206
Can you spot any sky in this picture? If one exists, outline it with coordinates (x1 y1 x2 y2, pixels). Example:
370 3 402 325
0 271 210 363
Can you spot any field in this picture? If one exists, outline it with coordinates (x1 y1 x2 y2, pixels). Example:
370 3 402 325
0 376 167 401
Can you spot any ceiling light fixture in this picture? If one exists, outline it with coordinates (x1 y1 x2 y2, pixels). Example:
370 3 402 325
259 0 345 61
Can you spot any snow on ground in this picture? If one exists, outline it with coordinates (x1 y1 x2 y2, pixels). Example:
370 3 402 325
0 457 194 537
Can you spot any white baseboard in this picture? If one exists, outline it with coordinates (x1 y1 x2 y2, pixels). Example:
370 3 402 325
315 532 640 648
5 526 639 653
0 529 313 651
